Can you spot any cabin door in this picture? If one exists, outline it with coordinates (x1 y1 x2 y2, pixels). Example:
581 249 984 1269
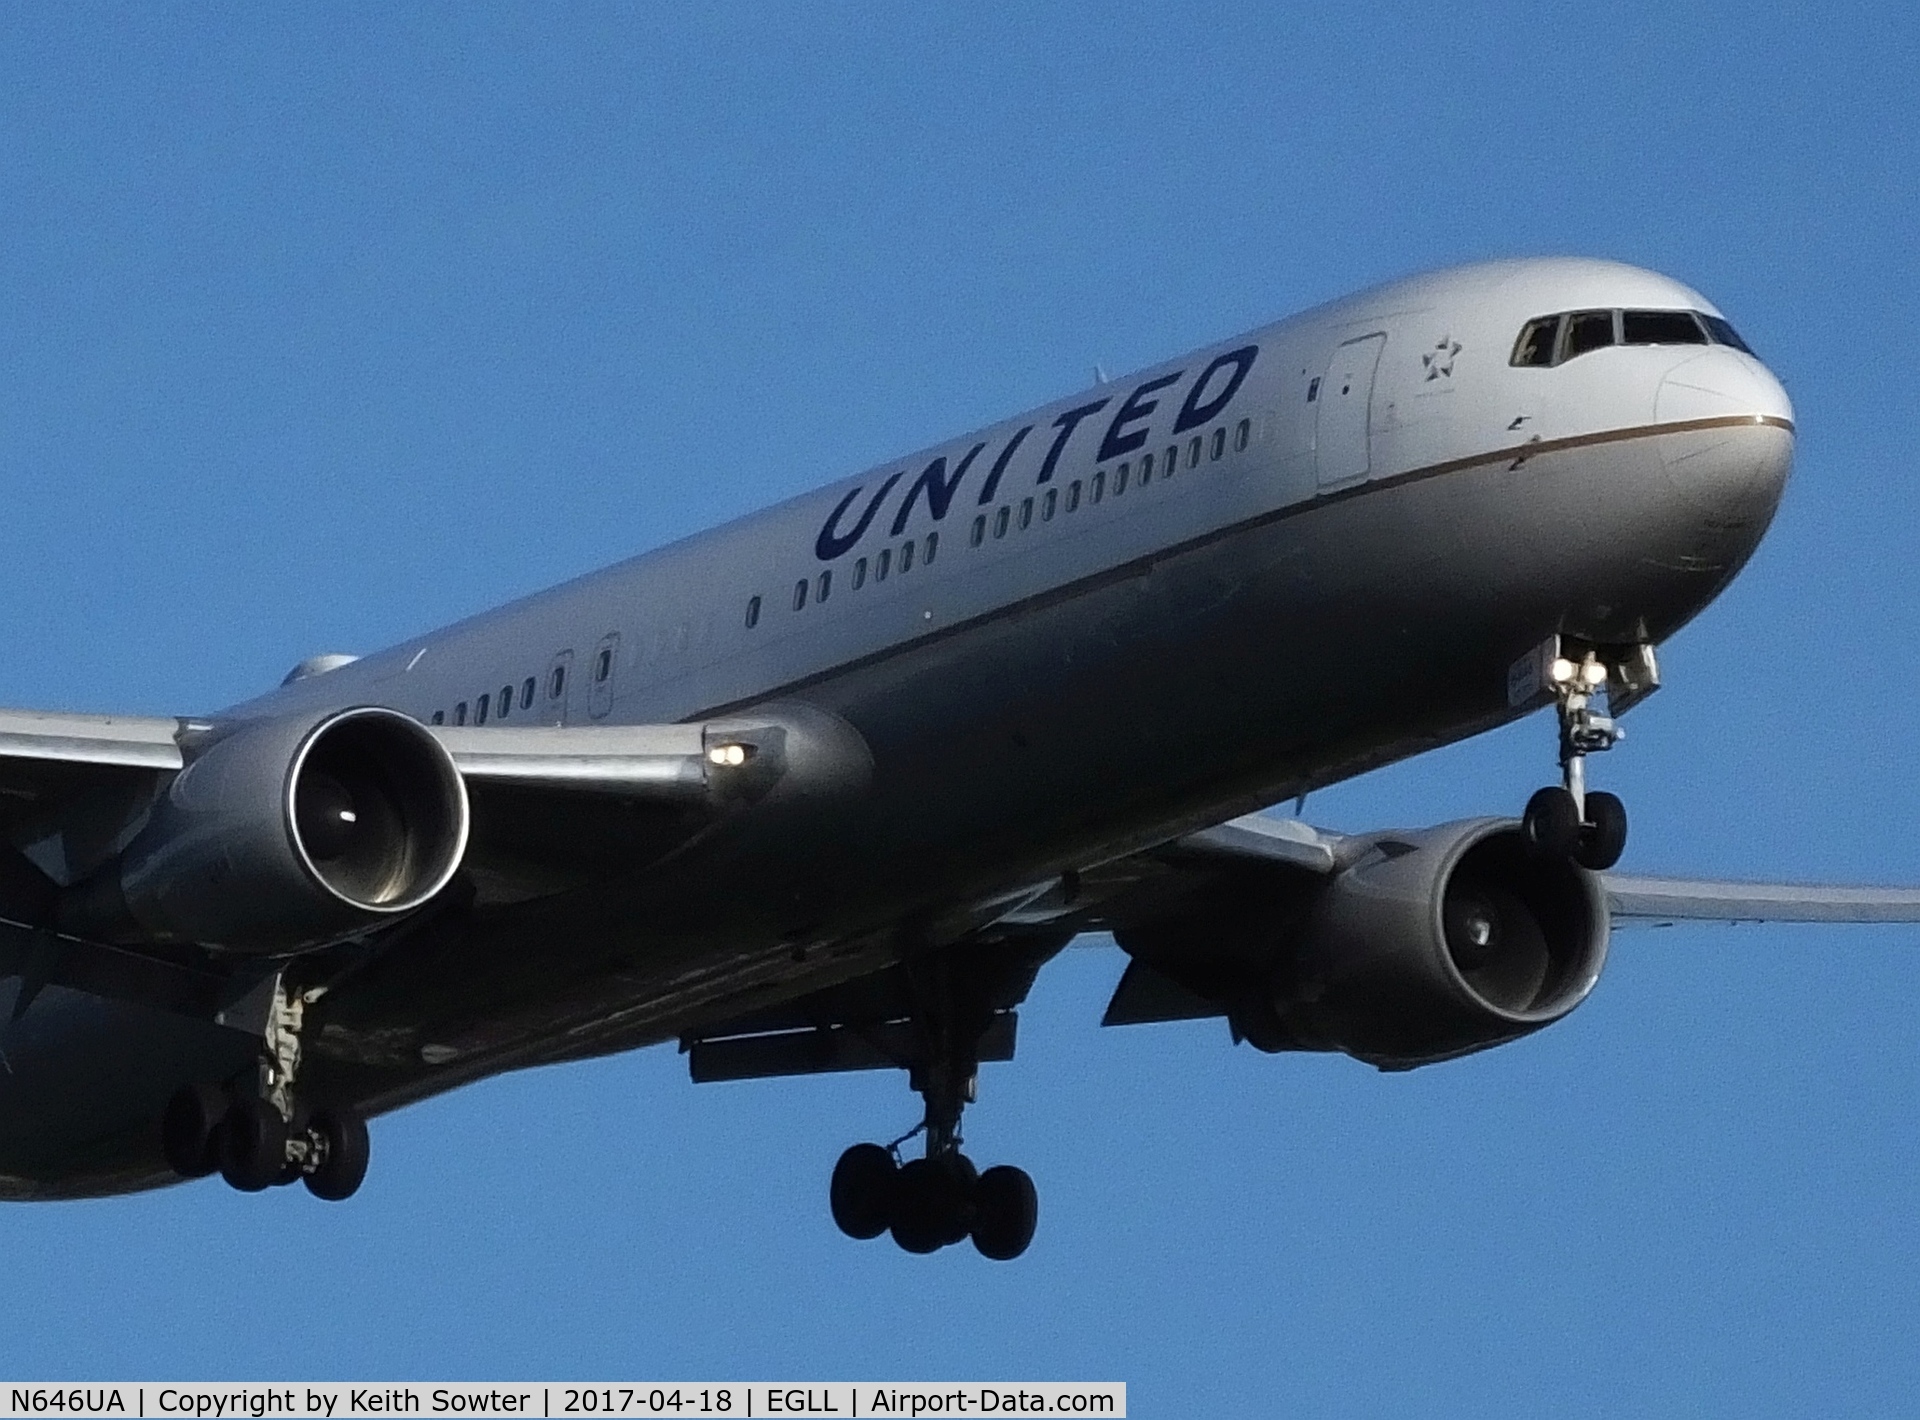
1316 333 1386 490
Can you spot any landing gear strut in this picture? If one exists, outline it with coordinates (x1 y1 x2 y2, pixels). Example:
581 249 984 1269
828 948 1041 1260
160 975 370 1201
1521 646 1636 871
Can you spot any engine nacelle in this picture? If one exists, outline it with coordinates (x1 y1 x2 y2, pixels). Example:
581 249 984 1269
1274 819 1608 1068
64 707 469 955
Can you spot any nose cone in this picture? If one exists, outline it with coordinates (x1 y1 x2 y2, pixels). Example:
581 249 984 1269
1655 348 1793 427
1653 350 1794 527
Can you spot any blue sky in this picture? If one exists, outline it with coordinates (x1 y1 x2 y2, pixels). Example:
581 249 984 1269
2 3 1917 1413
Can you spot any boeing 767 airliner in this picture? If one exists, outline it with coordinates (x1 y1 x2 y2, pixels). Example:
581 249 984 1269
1 257 1911 1260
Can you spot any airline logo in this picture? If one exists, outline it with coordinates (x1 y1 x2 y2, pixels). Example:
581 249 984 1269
814 345 1259 562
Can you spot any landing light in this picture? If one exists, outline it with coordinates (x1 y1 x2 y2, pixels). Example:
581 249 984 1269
1581 661 1608 688
708 743 750 768
1549 657 1577 685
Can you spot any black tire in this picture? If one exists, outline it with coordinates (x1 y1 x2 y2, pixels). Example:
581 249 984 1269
161 1084 226 1179
971 1165 1039 1261
1574 790 1628 870
891 1158 962 1255
829 1143 896 1240
218 1098 289 1193
1523 786 1581 861
304 1108 371 1202
939 1154 979 1248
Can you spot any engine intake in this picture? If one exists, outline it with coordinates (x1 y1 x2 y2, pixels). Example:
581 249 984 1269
1288 819 1608 1067
66 707 468 955
1117 818 1608 1070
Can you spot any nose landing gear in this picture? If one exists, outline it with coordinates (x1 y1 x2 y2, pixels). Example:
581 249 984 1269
1521 645 1645 871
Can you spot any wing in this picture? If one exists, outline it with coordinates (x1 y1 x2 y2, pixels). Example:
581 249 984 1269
0 704 827 1028
1123 811 1920 928
0 708 184 885
1603 874 1920 926
431 723 711 796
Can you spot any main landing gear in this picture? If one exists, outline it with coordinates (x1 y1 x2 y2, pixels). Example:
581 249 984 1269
160 977 370 1201
827 950 1041 1260
1521 647 1634 871
830 1124 1039 1261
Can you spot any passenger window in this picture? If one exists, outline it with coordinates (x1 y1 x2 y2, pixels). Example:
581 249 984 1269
476 693 490 726
1042 488 1057 520
993 507 1009 538
1018 497 1033 529
1210 427 1225 460
549 665 567 699
1091 471 1105 503
454 702 467 726
854 556 868 587
1113 464 1128 496
1561 310 1616 361
431 710 445 726
499 685 513 718
899 539 915 572
1511 315 1561 367
1187 437 1202 468
1139 452 1154 485
1067 479 1082 512
1701 314 1753 354
817 570 832 603
1165 444 1178 476
1234 418 1250 452
969 516 985 548
521 677 536 710
596 647 613 681
924 531 938 563
793 579 808 611
1623 310 1708 346
744 595 761 629
878 547 893 578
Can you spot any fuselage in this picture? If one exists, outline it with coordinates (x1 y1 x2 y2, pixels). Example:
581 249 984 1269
0 257 1795 1197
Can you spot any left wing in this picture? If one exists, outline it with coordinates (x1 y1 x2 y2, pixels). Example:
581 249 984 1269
1604 874 1920 926
1154 812 1920 927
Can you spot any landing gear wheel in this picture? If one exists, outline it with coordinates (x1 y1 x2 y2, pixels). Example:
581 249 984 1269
1574 790 1628 870
938 1154 978 1248
1523 786 1581 861
971 1165 1039 1261
304 1107 370 1201
830 1143 897 1240
218 1098 289 1193
161 1084 226 1179
891 1158 969 1255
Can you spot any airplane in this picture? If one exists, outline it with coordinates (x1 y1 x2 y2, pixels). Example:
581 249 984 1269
4 255 1917 1262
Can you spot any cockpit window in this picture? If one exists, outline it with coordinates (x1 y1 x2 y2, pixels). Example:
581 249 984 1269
1512 306 1754 366
1562 310 1616 361
1622 310 1708 346
1700 314 1753 354
1511 315 1560 367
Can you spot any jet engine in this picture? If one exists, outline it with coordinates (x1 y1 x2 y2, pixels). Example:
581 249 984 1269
1120 819 1608 1069
63 707 469 955
1277 819 1609 1067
